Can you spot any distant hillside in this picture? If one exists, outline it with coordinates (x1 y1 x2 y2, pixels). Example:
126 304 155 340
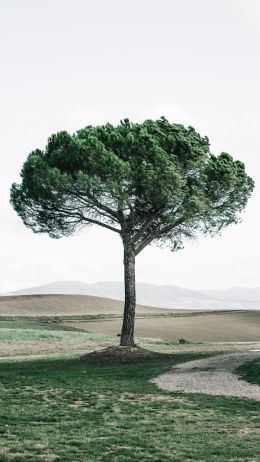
0 294 169 317
4 280 260 310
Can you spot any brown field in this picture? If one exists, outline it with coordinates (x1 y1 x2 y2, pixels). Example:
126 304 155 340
64 310 260 342
0 294 169 316
0 294 259 343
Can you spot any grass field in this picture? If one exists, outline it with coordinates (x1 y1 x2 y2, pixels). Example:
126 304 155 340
0 319 259 462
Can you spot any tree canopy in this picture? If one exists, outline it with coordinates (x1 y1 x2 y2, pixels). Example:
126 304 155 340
11 117 254 346
11 117 254 255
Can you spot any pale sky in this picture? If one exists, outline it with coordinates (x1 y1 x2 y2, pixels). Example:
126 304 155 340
0 0 260 292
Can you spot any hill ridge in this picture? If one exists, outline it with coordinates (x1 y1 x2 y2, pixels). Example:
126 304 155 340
2 280 260 310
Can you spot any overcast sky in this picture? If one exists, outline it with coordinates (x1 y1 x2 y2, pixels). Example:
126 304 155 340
0 0 260 292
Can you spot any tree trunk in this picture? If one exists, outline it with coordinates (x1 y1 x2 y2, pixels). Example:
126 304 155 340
120 236 136 346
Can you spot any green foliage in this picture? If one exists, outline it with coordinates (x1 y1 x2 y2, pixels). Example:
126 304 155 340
11 117 254 253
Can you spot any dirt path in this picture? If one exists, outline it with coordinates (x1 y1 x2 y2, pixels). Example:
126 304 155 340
152 351 260 401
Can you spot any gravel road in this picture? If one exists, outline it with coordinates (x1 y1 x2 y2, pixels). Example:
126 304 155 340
152 351 260 400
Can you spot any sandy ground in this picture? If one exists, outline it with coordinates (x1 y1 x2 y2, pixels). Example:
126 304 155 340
152 351 260 400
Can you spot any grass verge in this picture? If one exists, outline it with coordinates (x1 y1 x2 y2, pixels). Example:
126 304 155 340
236 358 260 386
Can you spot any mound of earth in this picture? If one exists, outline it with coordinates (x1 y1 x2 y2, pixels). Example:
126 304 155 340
80 345 172 365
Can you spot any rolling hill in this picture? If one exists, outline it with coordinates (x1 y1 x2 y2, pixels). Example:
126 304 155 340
0 293 169 317
0 293 259 342
4 280 260 310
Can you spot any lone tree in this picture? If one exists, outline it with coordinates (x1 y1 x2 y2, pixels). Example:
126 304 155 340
11 118 254 346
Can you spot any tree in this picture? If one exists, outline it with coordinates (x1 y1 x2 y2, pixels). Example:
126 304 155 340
10 118 254 346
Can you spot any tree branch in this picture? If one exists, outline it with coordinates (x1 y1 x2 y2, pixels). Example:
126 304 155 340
134 217 186 255
78 189 119 220
69 193 119 224
134 224 161 255
132 205 166 244
40 201 121 234
156 217 186 236
82 216 121 233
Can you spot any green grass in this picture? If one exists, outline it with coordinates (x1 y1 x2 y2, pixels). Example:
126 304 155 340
0 326 114 362
237 358 260 386
0 324 259 461
0 328 111 343
0 352 260 461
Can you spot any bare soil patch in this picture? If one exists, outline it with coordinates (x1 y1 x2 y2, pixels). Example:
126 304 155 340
66 310 260 342
80 345 172 365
